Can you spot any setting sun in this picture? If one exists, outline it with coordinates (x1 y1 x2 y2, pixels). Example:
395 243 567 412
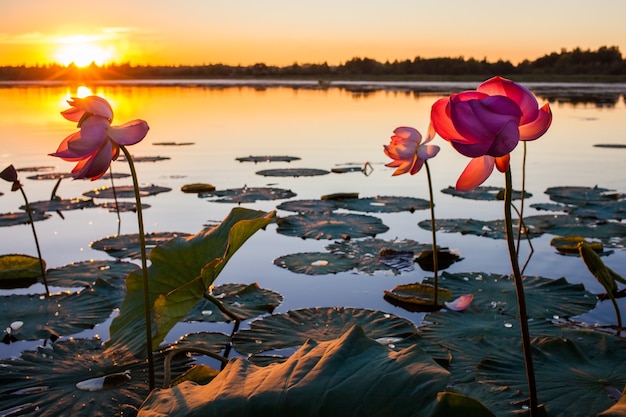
53 35 115 67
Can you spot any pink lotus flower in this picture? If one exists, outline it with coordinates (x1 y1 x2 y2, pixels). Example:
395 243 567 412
430 76 552 190
384 126 440 175
50 96 149 180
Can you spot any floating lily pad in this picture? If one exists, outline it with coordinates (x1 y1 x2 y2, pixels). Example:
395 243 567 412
415 249 463 272
117 155 171 163
0 211 51 227
140 326 451 417
273 252 357 275
21 197 96 213
25 172 74 181
0 254 44 289
46 260 138 288
90 231 191 260
210 186 296 203
593 143 626 148
0 337 190 417
96 201 151 212
83 184 171 199
184 283 283 323
232 307 418 356
545 185 620 205
172 331 231 354
276 199 336 213
569 199 626 221
255 168 330 177
0 291 114 342
331 166 365 173
550 236 603 255
153 141 195 146
181 183 216 193
423 272 597 319
327 238 431 274
16 166 55 173
441 186 530 200
321 192 359 200
474 332 626 417
276 212 389 240
333 195 430 213
383 283 453 311
236 155 301 163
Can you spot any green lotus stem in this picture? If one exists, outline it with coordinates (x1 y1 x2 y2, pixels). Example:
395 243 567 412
120 145 155 391
204 291 245 322
504 168 538 416
516 142 528 255
424 160 439 306
108 165 122 236
19 186 49 296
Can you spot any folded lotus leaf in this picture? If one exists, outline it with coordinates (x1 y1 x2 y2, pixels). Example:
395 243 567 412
139 325 450 417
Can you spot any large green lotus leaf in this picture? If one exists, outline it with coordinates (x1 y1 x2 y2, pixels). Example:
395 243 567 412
106 208 276 357
232 307 418 356
235 155 301 163
545 185 620 205
422 272 597 319
333 195 430 213
46 260 139 288
171 331 231 354
475 332 626 417
0 338 190 417
273 252 357 275
83 184 171 199
21 197 96 213
441 185 530 201
90 232 191 260
0 291 114 342
183 283 283 322
0 254 44 280
139 325 450 417
277 212 389 240
327 238 432 274
256 168 330 177
0 211 50 227
276 199 336 213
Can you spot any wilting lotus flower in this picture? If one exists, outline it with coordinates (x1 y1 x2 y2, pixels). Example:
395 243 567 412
430 76 552 190
50 96 149 180
384 126 440 175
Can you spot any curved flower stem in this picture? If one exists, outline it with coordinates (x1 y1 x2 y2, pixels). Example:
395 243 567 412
120 145 155 391
108 165 122 236
424 161 439 306
19 187 49 296
504 168 538 416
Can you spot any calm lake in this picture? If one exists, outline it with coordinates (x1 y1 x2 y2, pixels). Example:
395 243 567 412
1 79 625 359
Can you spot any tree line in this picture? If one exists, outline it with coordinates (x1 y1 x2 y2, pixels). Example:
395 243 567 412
1 46 624 81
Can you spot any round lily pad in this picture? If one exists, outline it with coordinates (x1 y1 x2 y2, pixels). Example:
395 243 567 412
327 238 431 275
276 199 336 213
273 252 357 275
0 337 190 417
232 307 418 356
172 331 231 354
236 155 301 163
153 141 195 146
96 201 151 212
25 172 74 181
423 271 597 319
90 231 191 260
321 192 359 200
545 185 620 205
210 187 296 203
593 143 626 148
333 196 430 213
117 155 170 163
255 168 330 177
21 197 96 213
184 283 283 323
441 186 530 201
276 212 389 240
83 184 171 199
0 291 114 342
181 183 216 193
383 283 453 311
46 260 139 288
16 166 55 173
0 211 51 227
0 254 45 289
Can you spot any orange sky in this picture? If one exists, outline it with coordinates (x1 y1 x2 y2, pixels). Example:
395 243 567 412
2 0 625 67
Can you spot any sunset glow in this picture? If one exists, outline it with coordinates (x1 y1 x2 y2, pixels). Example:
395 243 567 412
53 35 116 67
